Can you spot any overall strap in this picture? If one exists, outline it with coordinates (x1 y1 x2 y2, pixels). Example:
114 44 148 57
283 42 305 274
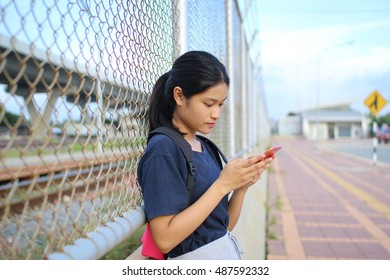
148 127 195 205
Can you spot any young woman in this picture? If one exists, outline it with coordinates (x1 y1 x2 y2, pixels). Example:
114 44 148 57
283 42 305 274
137 51 274 259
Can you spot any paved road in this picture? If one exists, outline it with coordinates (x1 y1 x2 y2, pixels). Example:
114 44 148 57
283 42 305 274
320 138 390 166
266 137 390 260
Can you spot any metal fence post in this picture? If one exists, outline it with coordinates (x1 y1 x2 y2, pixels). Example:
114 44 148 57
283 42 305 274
226 0 236 157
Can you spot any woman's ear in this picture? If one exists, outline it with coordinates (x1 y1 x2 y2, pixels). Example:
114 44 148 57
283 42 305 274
173 86 184 106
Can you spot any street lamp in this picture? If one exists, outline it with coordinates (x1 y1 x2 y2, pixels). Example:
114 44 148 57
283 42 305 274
315 40 355 140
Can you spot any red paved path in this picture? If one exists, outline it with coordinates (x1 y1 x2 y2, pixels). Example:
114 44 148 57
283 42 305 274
266 137 390 260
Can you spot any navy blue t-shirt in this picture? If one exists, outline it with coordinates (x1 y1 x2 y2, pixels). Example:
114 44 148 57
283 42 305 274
137 134 229 258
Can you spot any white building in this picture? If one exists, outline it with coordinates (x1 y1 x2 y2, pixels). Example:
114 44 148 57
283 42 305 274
278 102 370 140
277 114 302 136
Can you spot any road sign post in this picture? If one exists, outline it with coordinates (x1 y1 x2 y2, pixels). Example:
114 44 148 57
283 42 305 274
364 90 388 165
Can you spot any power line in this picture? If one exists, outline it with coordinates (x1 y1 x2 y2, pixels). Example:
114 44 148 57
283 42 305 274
259 9 390 13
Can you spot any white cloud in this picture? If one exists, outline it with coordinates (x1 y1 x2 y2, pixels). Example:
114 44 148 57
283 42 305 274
260 19 390 118
261 19 390 63
344 47 390 76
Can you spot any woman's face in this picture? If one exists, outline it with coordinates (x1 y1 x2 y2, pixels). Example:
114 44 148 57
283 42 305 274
172 82 228 136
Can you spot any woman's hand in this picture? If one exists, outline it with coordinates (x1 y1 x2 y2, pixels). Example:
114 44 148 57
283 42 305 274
226 154 274 230
217 155 274 194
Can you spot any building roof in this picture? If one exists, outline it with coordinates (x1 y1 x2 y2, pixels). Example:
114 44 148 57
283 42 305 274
302 101 354 113
302 105 364 122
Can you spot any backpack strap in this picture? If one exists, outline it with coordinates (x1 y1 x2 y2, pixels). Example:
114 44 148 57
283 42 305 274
196 135 228 167
148 127 195 205
148 128 228 205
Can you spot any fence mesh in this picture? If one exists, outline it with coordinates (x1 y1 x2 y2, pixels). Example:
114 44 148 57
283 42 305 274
187 0 230 155
0 0 178 259
0 0 268 259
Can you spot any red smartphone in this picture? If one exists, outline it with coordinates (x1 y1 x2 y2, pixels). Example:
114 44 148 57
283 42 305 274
263 145 282 158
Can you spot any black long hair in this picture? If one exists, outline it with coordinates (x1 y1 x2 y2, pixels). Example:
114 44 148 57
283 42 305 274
147 51 230 132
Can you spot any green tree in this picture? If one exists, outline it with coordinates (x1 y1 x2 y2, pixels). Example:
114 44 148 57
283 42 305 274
367 112 390 136
1 104 17 126
376 113 390 127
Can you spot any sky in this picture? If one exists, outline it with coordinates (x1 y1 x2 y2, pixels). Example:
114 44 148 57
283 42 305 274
256 0 390 120
1 0 389 123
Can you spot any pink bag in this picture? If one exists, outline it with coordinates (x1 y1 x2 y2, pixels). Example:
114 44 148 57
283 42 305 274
141 224 165 260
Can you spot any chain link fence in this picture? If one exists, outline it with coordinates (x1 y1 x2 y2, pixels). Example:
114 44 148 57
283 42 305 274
0 0 270 259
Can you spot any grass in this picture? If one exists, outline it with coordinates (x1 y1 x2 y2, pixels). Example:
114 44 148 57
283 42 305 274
265 191 284 258
275 195 283 211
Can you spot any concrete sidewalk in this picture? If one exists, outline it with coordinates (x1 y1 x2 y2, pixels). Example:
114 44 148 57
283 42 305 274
266 137 390 260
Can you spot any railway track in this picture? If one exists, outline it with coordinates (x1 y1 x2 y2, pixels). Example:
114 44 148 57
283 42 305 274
0 150 142 215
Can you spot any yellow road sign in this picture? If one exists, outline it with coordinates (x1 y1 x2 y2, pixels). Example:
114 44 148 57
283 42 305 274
364 90 387 116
